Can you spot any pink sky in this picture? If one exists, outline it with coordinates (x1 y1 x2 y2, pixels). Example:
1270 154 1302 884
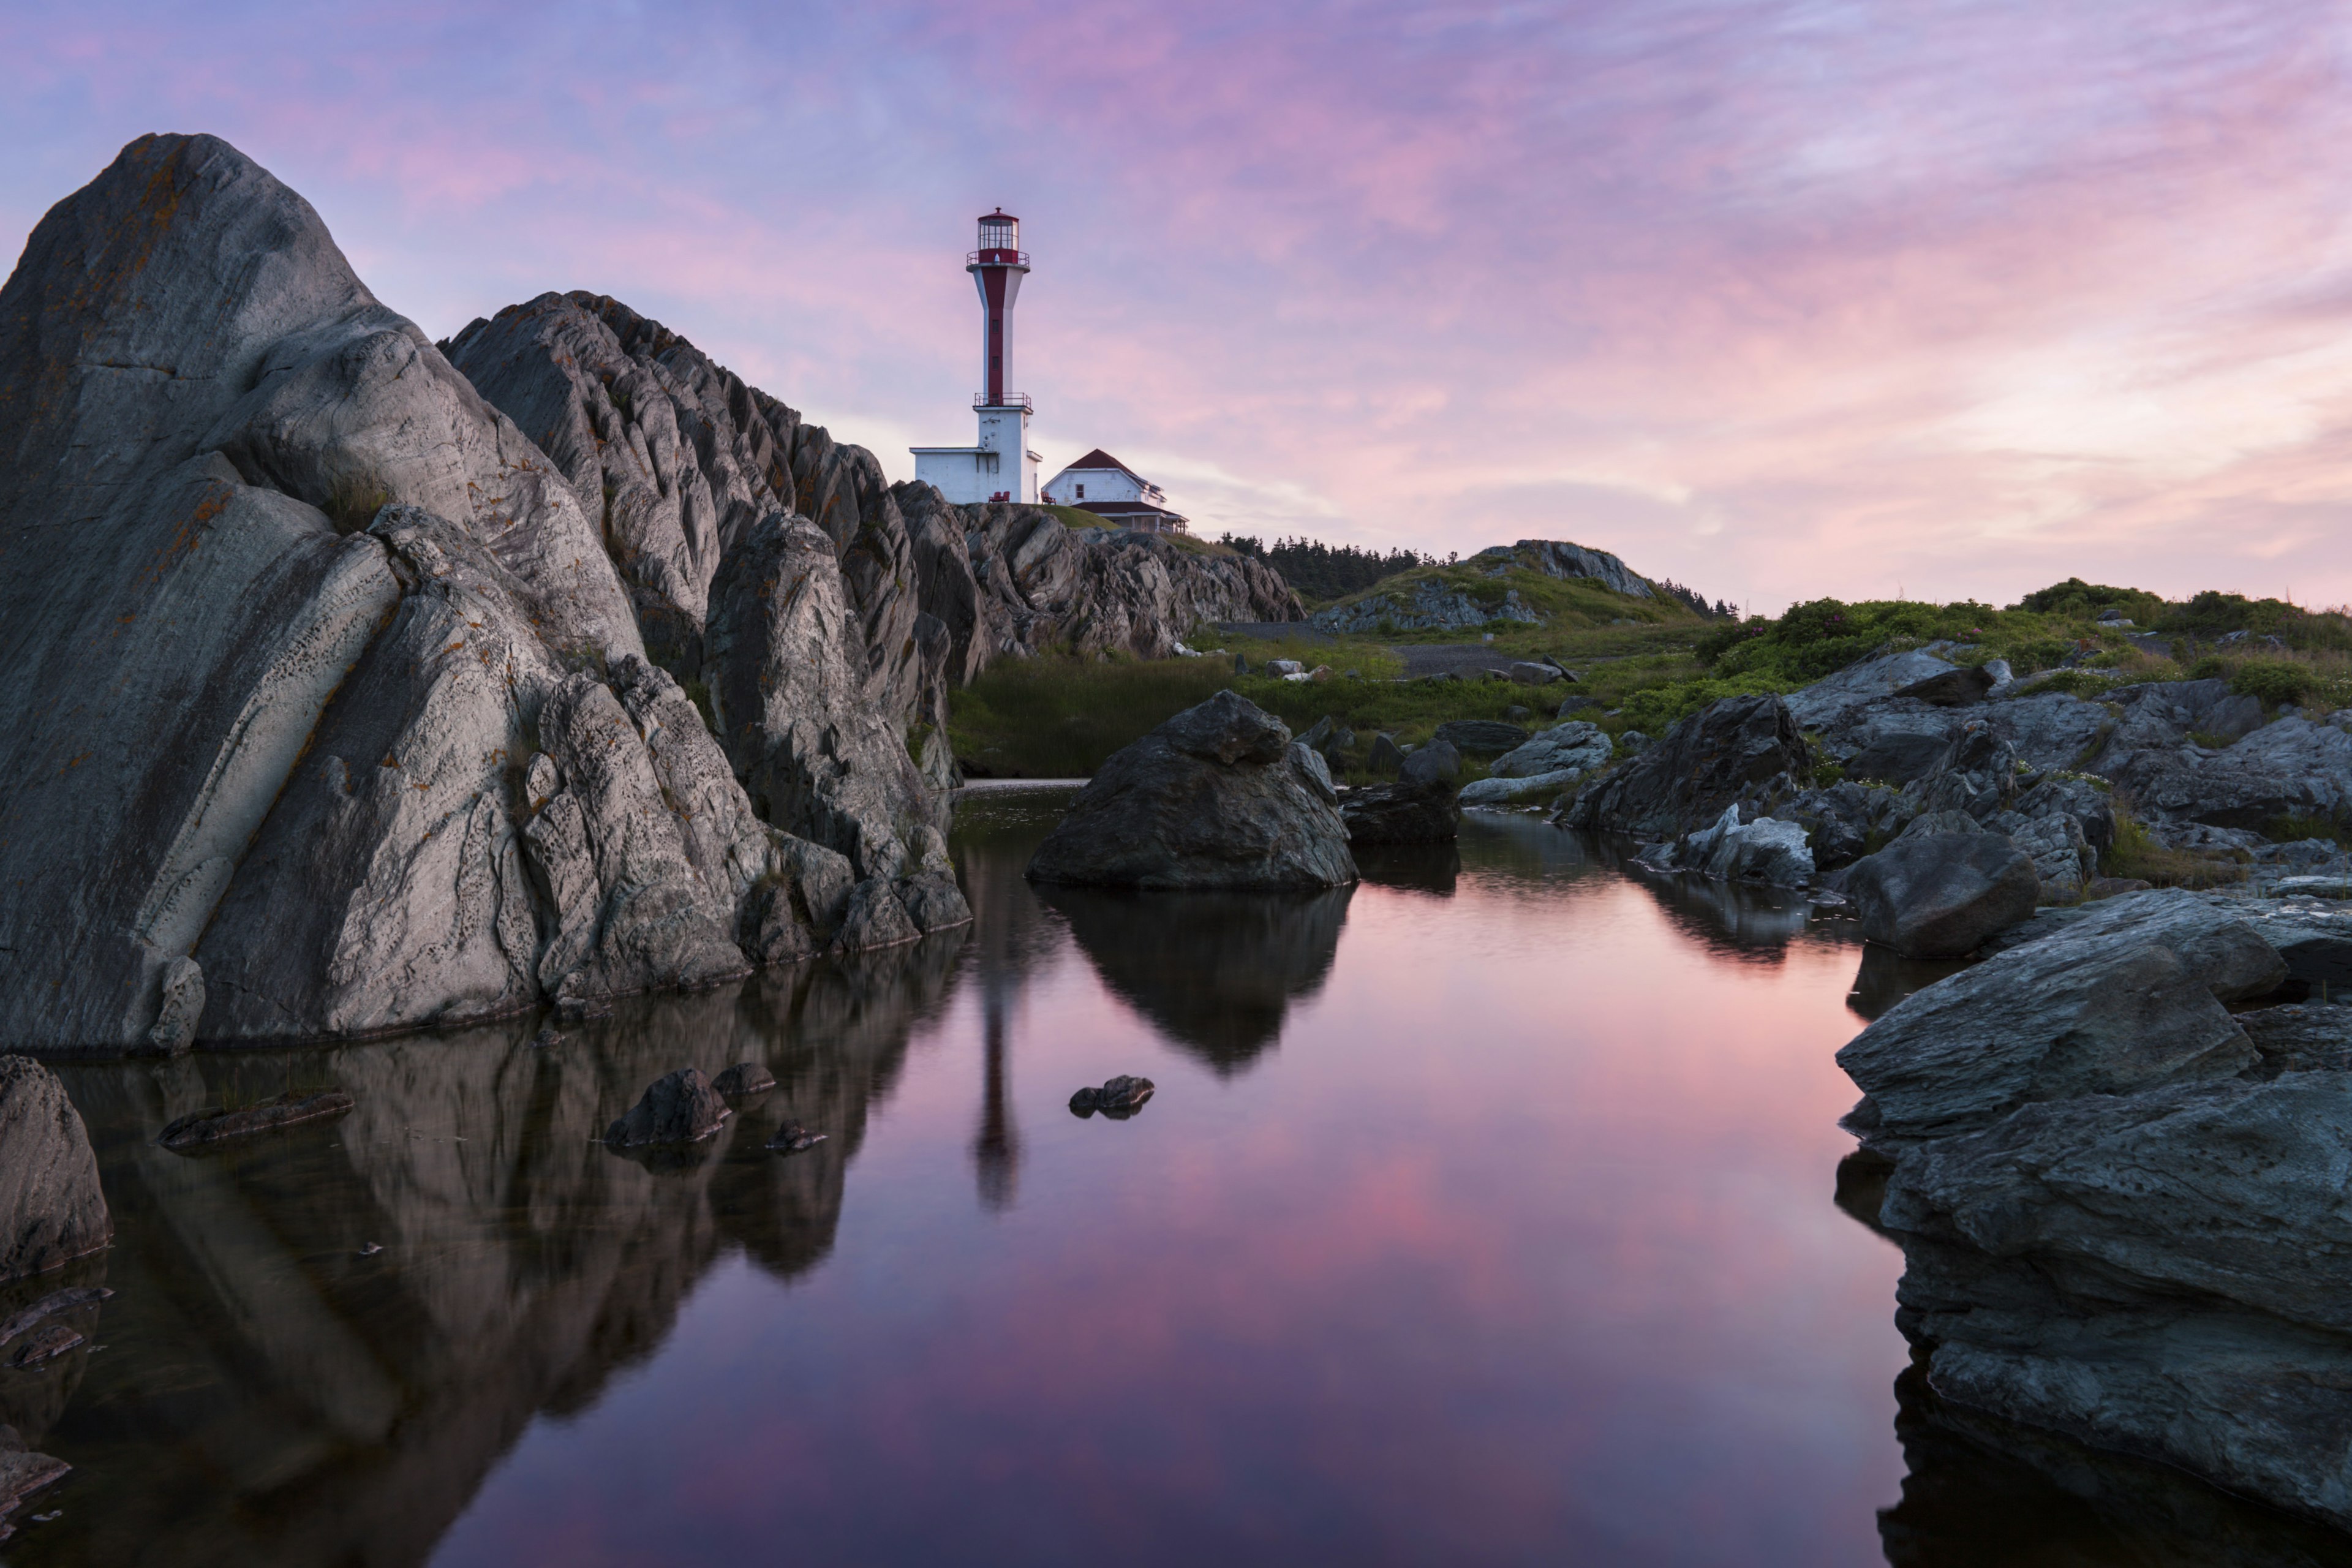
9 1 2352 611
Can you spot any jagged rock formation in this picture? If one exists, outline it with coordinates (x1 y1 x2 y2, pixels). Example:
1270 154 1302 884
0 135 967 1052
894 488 1300 666
1310 538 1653 632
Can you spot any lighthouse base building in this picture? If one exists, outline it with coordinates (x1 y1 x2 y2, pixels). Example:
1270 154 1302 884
913 401 1039 505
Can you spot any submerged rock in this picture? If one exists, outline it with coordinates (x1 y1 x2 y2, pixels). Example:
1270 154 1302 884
766 1121 828 1154
159 1090 356 1153
1847 833 2039 957
1027 692 1357 891
602 1068 729 1148
0 1060 110 1281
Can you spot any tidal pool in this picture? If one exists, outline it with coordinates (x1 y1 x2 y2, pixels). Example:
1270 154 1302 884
0 790 2310 1565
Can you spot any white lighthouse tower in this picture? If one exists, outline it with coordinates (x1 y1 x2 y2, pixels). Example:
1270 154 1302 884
911 209 1041 504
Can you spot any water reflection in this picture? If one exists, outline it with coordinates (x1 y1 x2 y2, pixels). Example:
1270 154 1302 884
1034 884 1353 1072
10 789 2314 1565
1879 1361 2349 1567
1354 841 1461 897
21 936 964 1568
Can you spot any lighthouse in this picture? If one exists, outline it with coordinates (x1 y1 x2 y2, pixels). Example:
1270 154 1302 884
911 209 1042 505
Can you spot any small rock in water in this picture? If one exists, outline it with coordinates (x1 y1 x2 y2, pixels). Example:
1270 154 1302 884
529 1026 564 1050
356 1242 383 1257
712 1062 777 1098
160 1090 355 1153
603 1069 729 1148
767 1121 828 1153
1069 1076 1156 1118
557 995 614 1022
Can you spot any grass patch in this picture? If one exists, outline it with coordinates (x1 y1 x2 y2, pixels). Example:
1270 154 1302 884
950 652 1600 780
2270 813 2351 847
2102 805 2247 889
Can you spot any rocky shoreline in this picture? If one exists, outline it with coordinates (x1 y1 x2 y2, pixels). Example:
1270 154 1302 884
0 134 1299 1056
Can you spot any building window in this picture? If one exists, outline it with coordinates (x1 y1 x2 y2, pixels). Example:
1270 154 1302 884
1075 484 1084 499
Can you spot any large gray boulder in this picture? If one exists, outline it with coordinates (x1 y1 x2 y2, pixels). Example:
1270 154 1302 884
1848 832 2040 957
1837 890 2284 1150
0 1059 109 1281
1027 692 1357 890
1785 648 1964 731
1561 694 1809 839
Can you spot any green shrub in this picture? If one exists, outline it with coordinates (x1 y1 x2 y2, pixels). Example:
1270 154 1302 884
2103 805 2246 889
2229 658 2313 709
2270 813 2350 846
1618 674 1796 734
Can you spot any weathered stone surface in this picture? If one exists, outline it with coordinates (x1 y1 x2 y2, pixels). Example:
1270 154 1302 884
159 1090 355 1152
1311 575 1544 633
1849 834 2043 957
1027 692 1357 890
894 870 974 934
1489 721 1611 780
1431 720 1529 757
1999 810 2093 902
1366 733 1405 775
1982 691 2115 773
0 135 639 1050
1562 695 1809 839
0 1060 108 1281
1878 1071 2352 1534
1836 890 2282 1149
603 1068 729 1148
834 878 922 952
1508 661 1561 685
1785 648 1962 730
1343 777 1460 843
1484 539 1654 596
916 491 1300 667
1678 807 1816 885
707 513 933 879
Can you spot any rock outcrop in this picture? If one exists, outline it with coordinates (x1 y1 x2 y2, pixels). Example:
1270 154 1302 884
1027 692 1357 890
0 135 978 1052
894 488 1300 668
0 1060 109 1280
1828 890 2352 1529
1560 695 1810 840
1838 890 2283 1150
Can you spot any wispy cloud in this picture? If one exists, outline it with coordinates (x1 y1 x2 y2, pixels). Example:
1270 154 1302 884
7 1 2352 608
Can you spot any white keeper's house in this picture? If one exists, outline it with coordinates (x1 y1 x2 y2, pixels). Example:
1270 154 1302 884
1041 449 1189 535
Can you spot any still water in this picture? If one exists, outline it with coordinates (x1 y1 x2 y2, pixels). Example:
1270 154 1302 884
0 789 2282 1565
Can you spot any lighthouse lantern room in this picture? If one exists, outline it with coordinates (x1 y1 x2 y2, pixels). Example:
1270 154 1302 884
911 209 1041 504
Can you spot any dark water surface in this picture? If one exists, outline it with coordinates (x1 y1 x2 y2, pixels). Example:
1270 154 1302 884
1 790 2304 1565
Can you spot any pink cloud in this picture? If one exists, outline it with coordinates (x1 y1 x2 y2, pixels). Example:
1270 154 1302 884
7 1 2351 606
